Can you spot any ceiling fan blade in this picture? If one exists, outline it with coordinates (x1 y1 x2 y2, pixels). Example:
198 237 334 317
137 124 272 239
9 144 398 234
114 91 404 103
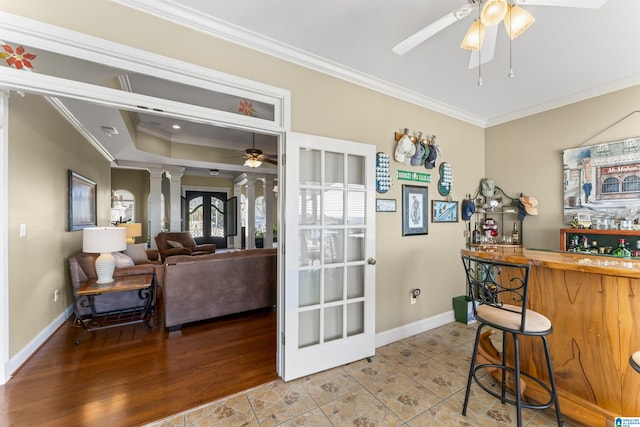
514 0 606 8
468 25 498 69
263 158 278 166
392 4 474 55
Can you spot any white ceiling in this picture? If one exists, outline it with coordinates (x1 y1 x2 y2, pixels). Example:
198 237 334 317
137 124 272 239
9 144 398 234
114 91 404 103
120 0 640 126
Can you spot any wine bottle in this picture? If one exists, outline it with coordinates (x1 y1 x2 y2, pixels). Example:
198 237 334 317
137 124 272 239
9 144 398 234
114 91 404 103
472 224 481 244
511 222 519 245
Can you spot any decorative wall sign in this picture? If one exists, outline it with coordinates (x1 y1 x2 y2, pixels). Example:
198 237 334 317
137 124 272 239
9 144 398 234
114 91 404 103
376 152 391 193
376 199 396 212
563 136 640 225
397 170 431 183
432 200 458 223
402 185 428 236
438 162 453 196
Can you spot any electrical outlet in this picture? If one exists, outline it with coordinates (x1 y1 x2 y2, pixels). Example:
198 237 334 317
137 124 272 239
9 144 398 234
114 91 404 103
54 289 59 302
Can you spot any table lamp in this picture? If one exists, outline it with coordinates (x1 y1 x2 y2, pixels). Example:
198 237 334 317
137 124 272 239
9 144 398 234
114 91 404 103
83 227 127 283
117 222 142 244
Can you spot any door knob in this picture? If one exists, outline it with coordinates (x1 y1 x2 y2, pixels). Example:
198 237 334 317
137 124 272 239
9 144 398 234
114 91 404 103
367 258 377 265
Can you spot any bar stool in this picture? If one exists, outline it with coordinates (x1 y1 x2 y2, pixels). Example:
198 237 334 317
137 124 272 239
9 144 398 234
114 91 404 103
460 254 562 427
631 351 640 374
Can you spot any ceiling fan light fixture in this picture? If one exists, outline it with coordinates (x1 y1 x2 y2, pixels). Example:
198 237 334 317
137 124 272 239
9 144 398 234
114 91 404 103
481 0 508 26
504 5 535 39
244 158 262 168
461 19 486 51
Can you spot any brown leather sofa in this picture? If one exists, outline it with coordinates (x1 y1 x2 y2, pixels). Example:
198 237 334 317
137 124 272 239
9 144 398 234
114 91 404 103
68 252 161 317
155 231 216 261
160 248 277 330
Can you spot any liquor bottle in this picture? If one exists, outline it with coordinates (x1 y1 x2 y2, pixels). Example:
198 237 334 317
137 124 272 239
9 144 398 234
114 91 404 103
511 222 519 245
472 223 481 244
613 239 631 258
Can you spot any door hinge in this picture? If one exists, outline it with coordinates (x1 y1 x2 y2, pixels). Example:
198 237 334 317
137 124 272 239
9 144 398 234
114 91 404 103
281 332 285 345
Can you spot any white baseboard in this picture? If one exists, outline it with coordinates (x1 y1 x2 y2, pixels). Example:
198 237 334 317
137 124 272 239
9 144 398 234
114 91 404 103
2 305 73 383
375 310 455 348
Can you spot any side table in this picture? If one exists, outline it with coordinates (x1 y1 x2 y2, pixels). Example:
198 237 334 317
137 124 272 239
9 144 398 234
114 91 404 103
73 274 156 344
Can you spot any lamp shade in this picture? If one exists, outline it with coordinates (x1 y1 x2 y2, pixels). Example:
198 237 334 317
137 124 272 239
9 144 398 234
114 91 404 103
117 222 142 244
83 227 127 253
461 19 486 51
244 158 262 168
504 5 535 39
481 0 508 26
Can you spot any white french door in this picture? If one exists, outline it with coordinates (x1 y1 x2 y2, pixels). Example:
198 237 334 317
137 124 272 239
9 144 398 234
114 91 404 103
282 132 376 381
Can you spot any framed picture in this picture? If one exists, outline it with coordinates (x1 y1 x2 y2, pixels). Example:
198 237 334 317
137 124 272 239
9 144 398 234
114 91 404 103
402 185 428 236
376 198 396 212
432 200 459 223
68 170 97 231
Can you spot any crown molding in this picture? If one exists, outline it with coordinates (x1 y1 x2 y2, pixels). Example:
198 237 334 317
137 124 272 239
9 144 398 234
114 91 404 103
113 0 487 127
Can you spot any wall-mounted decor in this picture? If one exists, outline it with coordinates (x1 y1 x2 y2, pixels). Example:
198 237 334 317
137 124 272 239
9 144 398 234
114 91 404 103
68 170 97 231
563 136 640 226
376 152 391 193
376 199 396 212
402 185 428 236
432 200 458 223
397 169 431 183
437 162 453 196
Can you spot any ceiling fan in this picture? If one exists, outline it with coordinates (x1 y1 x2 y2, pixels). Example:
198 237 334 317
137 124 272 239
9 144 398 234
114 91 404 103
242 134 277 168
392 0 607 70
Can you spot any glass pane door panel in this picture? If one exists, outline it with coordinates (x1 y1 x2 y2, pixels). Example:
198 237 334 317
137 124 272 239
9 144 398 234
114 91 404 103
299 148 321 186
347 302 364 337
299 270 321 307
347 229 366 262
299 310 320 348
324 230 345 264
348 154 366 189
325 152 345 188
324 189 344 225
324 306 343 342
324 267 344 303
347 266 365 299
347 191 365 225
299 189 321 225
299 229 321 266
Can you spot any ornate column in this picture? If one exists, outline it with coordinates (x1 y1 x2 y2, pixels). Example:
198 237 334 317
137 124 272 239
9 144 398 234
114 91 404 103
147 167 163 249
264 177 275 248
164 166 184 232
246 176 256 249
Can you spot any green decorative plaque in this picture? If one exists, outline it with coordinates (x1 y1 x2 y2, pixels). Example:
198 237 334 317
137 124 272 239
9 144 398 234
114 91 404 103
397 170 431 183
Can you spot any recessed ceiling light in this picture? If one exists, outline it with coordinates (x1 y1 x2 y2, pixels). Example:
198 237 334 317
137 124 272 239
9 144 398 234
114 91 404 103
172 124 181 130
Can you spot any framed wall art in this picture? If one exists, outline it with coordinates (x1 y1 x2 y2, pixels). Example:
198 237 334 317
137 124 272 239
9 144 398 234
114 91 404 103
376 199 396 212
68 170 97 231
432 200 458 223
402 185 428 236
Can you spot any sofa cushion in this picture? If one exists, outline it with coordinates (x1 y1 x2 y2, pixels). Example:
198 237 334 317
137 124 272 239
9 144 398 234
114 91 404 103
113 252 135 268
167 240 184 249
125 243 149 263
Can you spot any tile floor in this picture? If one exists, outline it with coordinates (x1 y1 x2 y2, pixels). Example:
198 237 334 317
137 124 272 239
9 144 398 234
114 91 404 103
146 321 584 427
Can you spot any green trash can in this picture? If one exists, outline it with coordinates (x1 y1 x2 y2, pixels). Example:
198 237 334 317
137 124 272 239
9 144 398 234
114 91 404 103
453 295 477 324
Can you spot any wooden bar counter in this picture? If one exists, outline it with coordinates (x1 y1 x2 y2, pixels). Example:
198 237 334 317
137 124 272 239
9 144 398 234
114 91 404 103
460 246 640 426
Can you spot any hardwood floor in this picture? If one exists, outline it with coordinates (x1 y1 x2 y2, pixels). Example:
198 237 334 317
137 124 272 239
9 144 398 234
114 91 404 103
0 307 278 426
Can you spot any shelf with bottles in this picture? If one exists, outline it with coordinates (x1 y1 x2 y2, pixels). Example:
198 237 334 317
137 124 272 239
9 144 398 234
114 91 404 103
560 228 640 257
466 181 523 247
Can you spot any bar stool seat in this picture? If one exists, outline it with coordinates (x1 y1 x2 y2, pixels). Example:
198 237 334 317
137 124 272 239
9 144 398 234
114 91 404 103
461 254 562 427
631 351 640 374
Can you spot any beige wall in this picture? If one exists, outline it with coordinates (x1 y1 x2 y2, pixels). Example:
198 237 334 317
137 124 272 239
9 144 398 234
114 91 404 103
3 0 485 351
8 94 111 355
485 85 640 250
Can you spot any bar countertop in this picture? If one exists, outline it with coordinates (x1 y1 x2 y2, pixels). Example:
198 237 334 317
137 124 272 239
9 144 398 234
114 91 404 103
460 246 640 279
